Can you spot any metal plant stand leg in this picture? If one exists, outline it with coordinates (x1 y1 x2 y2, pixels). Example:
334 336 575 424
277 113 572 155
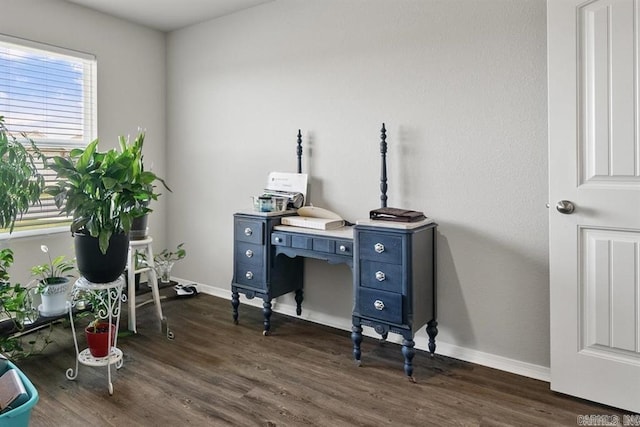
66 276 125 395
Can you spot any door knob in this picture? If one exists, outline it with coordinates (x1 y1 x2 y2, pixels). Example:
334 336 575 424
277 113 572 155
556 200 575 214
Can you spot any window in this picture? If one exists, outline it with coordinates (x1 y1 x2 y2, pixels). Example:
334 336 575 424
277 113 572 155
0 34 97 236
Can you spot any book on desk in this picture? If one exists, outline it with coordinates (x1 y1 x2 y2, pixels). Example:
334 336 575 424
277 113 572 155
280 216 345 230
280 206 346 230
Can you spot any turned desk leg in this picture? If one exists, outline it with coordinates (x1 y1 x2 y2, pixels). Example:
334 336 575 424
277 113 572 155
294 289 303 316
427 319 438 355
401 336 416 381
351 321 363 366
231 291 240 325
262 299 272 336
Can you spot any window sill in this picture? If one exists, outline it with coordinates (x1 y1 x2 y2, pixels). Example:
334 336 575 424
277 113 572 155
0 226 71 241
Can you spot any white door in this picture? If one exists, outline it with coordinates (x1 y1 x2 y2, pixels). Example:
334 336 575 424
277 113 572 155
549 0 640 413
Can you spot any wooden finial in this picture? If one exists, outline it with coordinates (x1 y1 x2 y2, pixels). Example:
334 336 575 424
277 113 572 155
380 123 388 208
296 129 303 174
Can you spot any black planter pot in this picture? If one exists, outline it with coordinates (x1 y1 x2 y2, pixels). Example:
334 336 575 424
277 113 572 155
75 232 129 283
130 214 149 240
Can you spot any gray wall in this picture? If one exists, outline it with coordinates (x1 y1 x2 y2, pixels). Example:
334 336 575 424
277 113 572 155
166 0 549 372
0 0 168 284
1 0 550 376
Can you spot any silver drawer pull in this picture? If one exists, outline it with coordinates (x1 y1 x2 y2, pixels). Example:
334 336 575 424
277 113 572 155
245 271 253 280
244 227 253 236
339 245 347 252
275 237 282 243
245 249 253 258
374 300 385 311
375 271 385 282
374 243 385 253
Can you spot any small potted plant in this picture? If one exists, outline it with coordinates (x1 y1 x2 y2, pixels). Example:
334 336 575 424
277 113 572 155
30 245 75 317
124 132 171 240
154 243 186 284
76 289 116 358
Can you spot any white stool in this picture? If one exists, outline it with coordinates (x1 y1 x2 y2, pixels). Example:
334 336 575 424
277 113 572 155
127 237 163 333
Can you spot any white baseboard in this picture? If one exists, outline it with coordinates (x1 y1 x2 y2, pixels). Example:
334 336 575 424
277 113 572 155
178 279 550 383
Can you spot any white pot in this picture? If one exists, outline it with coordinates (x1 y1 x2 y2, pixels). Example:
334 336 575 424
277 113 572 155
39 279 70 317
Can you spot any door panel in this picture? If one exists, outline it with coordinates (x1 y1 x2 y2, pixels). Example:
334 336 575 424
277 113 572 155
549 0 640 413
581 228 639 356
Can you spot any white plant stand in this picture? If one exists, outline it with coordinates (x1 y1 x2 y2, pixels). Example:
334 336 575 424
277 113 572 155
126 236 164 333
66 276 125 395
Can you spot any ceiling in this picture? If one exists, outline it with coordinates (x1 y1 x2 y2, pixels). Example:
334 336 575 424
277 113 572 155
64 0 275 32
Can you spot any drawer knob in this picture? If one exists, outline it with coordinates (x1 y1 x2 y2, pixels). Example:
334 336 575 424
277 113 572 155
275 237 282 243
374 299 385 311
245 249 253 258
375 271 386 282
244 227 253 236
374 243 385 253
245 271 253 280
339 245 347 252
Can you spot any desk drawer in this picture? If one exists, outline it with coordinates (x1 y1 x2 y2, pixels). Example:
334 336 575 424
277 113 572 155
235 219 264 245
234 262 266 289
359 260 402 293
283 235 351 255
235 242 263 268
312 238 335 253
358 287 402 324
335 240 352 256
358 232 403 264
271 232 291 247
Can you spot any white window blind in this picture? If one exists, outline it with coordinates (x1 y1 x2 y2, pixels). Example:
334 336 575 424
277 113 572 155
0 34 97 235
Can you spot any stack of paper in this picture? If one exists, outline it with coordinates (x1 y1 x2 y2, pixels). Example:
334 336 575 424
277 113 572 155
280 216 345 230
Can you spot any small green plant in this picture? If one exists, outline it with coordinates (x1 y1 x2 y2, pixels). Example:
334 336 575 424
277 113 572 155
0 249 52 359
133 250 148 269
74 288 112 331
31 245 75 293
154 243 187 263
0 248 14 282
153 243 186 283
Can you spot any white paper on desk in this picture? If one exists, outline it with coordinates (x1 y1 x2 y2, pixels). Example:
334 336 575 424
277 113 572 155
266 172 307 199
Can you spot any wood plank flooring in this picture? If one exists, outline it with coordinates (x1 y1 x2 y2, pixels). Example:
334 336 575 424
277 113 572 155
12 289 632 426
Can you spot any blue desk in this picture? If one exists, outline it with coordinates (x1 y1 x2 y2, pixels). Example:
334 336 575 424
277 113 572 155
231 211 437 378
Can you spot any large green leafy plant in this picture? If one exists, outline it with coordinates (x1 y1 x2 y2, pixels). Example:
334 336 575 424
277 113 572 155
0 117 51 359
45 132 169 254
0 116 46 232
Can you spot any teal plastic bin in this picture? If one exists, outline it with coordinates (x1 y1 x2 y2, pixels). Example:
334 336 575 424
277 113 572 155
0 360 38 427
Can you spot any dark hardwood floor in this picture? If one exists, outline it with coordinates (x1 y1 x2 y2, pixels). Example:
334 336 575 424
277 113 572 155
12 288 630 426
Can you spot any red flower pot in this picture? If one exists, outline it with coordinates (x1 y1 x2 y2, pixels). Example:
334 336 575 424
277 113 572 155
85 322 116 357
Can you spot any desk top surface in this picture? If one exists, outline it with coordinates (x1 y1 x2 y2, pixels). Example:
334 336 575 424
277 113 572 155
273 225 355 240
356 218 435 230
